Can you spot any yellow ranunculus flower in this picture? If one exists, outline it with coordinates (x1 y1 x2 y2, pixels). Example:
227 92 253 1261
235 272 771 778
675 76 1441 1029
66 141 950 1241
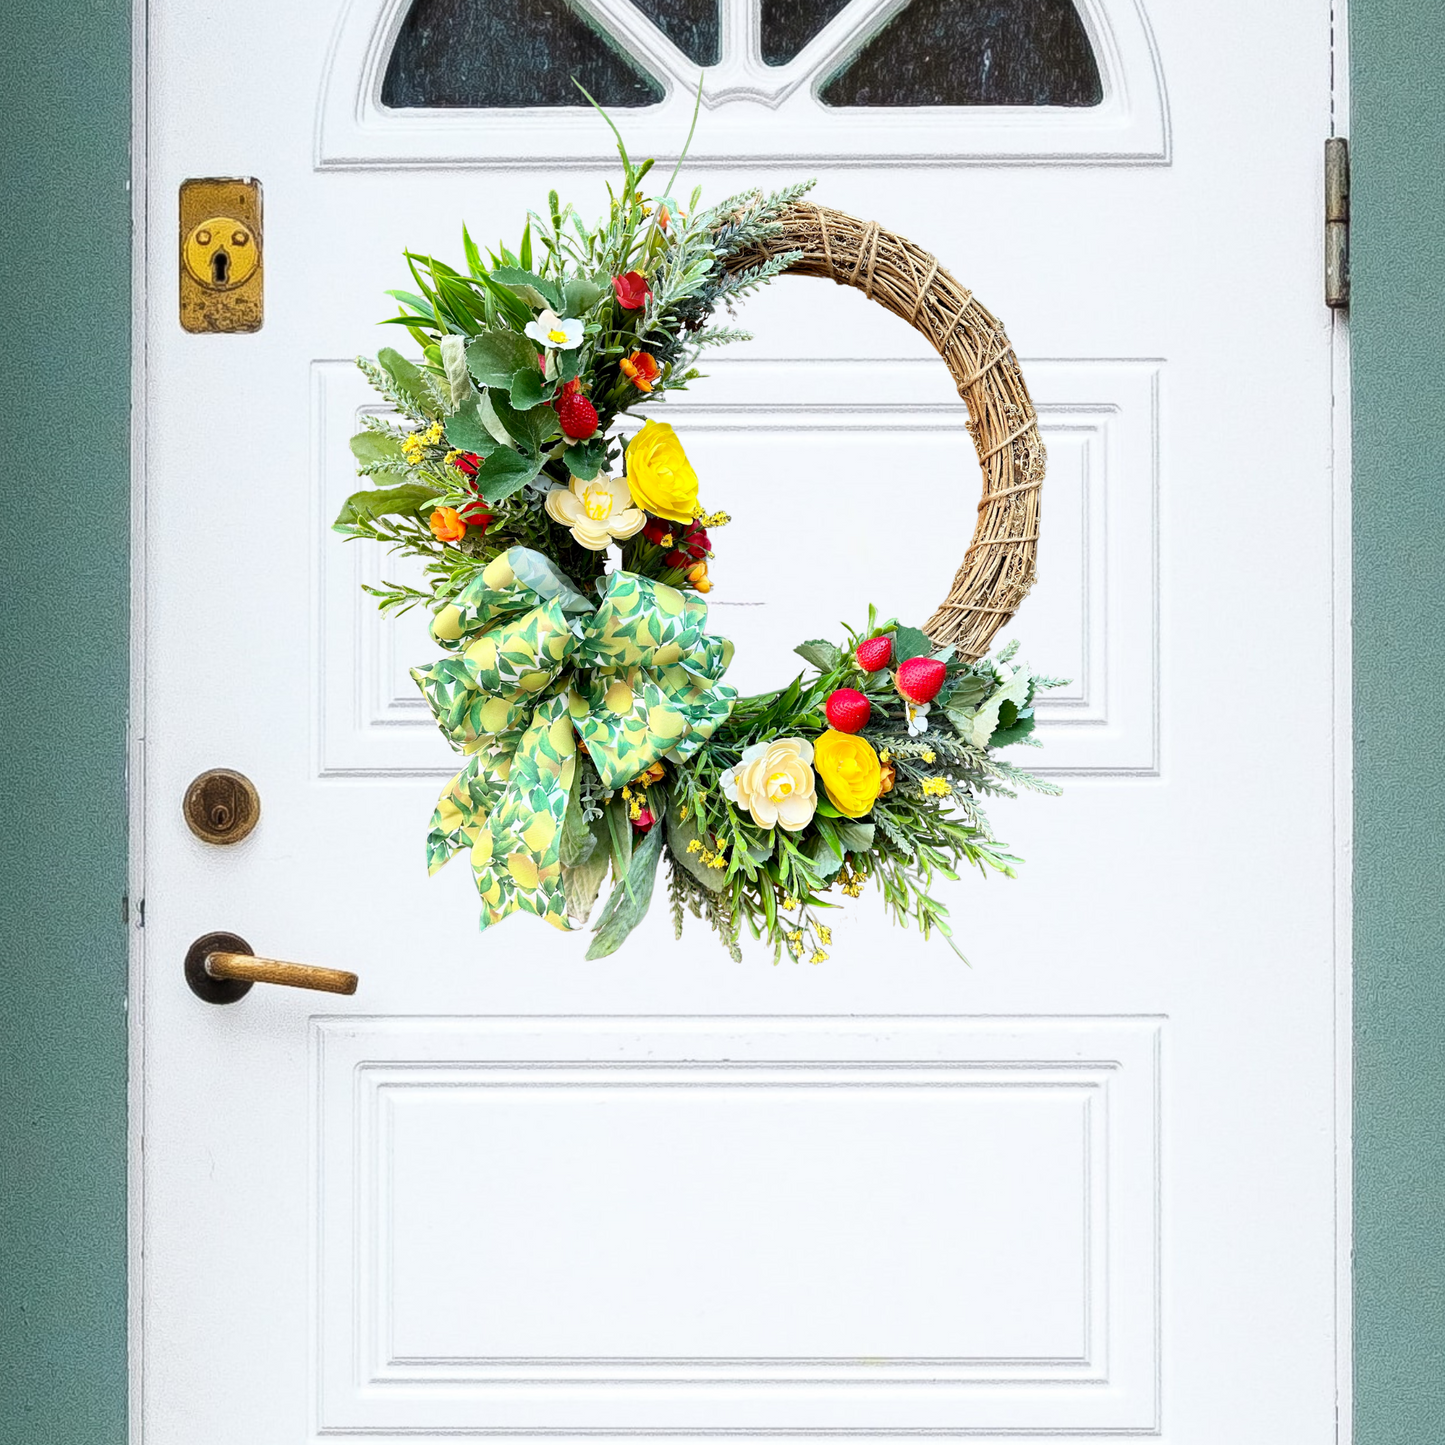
624 419 698 522
814 730 883 818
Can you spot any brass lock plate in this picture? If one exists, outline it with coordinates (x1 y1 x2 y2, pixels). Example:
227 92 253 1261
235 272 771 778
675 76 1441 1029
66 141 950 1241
179 177 263 333
183 769 261 845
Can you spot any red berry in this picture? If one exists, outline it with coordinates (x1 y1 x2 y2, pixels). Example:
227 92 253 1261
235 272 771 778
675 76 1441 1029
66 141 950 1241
825 688 871 734
449 451 480 476
896 656 946 704
459 499 492 530
855 635 892 672
556 389 598 440
632 806 655 832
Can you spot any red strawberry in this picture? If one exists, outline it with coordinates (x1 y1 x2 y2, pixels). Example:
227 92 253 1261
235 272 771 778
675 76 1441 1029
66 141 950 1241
896 656 946 704
556 389 598 440
825 688 871 734
632 806 655 832
855 635 892 672
459 500 492 530
643 517 674 546
449 451 480 476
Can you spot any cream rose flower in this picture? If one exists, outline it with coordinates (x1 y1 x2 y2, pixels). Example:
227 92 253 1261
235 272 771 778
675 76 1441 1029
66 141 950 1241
720 737 817 832
544 473 647 551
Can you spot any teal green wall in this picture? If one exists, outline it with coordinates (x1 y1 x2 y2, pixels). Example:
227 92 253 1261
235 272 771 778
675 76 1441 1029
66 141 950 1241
1352 4 1445 1440
0 3 132 1442
0 2 1442 1441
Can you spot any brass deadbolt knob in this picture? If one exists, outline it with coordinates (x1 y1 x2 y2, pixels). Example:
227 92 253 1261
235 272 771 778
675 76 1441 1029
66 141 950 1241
183 769 260 844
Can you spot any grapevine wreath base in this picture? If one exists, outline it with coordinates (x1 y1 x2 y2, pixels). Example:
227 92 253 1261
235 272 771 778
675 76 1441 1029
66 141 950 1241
336 143 1060 962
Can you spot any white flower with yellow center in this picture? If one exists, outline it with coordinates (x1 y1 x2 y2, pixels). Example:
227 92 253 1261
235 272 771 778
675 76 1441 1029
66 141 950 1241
719 737 817 832
906 701 931 737
524 308 584 351
544 473 646 551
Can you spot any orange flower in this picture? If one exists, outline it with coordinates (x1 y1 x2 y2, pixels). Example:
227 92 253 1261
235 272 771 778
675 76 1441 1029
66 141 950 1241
619 350 661 392
686 560 711 594
878 759 896 795
429 506 466 542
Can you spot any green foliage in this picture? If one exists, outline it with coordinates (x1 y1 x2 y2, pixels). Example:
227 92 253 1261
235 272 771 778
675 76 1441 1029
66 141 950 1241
336 137 1061 964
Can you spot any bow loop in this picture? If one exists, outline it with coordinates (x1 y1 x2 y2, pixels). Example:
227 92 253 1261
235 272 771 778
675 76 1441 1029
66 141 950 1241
414 548 734 932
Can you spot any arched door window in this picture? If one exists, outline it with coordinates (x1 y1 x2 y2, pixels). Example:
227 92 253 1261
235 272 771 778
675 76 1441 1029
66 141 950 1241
319 0 1165 167
381 0 1102 110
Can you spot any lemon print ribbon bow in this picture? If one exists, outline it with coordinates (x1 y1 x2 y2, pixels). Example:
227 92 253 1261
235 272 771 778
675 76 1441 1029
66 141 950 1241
412 547 736 932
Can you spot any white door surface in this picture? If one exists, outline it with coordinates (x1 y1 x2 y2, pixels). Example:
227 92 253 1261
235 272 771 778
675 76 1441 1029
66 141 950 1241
137 1 1347 1440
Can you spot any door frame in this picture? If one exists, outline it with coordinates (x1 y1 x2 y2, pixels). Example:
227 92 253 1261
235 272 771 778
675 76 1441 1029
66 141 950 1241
0 1 1438 1440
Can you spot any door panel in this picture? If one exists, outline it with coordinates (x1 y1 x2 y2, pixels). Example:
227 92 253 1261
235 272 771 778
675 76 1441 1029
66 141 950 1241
140 1 1342 1440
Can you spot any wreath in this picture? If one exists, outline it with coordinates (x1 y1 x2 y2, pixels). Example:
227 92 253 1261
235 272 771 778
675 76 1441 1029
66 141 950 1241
334 133 1061 962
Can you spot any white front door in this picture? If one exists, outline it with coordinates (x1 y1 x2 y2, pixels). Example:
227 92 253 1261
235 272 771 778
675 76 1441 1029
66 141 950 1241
138 2 1346 1440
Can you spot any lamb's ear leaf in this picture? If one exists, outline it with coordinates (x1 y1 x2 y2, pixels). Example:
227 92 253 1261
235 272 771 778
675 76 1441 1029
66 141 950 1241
376 347 436 415
585 819 665 959
333 483 437 528
349 430 405 467
438 335 474 410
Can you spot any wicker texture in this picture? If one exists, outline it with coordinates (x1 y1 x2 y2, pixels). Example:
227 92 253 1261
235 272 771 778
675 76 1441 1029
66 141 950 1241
727 203 1044 659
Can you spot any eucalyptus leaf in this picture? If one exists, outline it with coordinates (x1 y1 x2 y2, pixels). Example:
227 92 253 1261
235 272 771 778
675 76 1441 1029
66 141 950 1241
794 639 842 673
585 820 664 960
467 329 541 388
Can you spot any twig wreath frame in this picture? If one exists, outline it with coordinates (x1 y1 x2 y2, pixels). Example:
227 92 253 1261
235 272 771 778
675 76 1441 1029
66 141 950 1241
727 203 1045 659
334 151 1062 963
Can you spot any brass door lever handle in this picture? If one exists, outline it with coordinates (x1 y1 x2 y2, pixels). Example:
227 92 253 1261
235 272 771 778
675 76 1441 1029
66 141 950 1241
185 931 359 1004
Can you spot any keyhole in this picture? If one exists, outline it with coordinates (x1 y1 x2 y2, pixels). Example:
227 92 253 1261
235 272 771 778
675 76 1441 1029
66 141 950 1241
209 803 232 830
211 249 230 285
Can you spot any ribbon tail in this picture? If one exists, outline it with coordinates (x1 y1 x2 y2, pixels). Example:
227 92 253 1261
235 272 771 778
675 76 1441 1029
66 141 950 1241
425 743 518 875
470 695 577 933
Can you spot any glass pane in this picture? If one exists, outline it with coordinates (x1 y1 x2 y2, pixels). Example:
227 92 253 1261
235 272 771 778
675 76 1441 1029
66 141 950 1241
820 0 1103 107
382 0 664 109
761 0 851 67
633 0 721 66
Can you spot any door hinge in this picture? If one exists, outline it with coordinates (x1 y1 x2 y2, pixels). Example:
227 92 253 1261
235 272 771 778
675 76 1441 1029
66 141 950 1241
1326 137 1350 310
